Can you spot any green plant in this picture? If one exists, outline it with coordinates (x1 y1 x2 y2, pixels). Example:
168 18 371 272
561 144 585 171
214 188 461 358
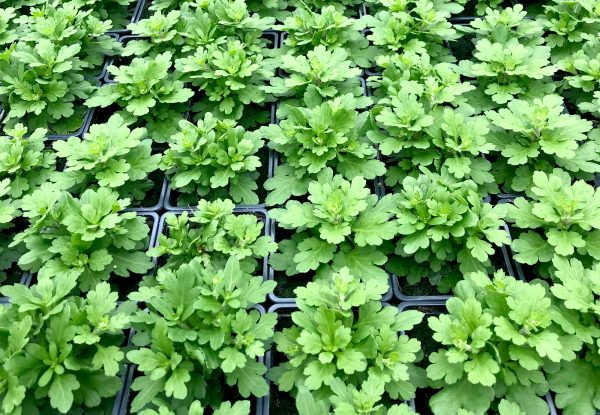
148 198 276 272
270 268 425 407
542 0 600 62
162 113 264 206
12 185 153 291
366 0 458 64
270 168 396 283
486 95 599 194
0 39 95 133
557 37 600 117
0 179 20 284
546 256 600 415
175 40 276 120
507 169 600 267
85 52 194 139
426 269 581 415
279 6 379 68
390 169 509 291
0 276 131 414
264 45 369 111
126 256 275 413
457 5 556 110
0 124 55 200
53 115 160 205
263 94 385 206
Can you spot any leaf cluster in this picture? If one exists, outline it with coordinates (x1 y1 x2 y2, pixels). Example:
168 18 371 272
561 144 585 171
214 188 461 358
263 94 385 206
53 114 160 205
270 268 425 408
148 198 276 272
507 169 600 266
486 95 599 194
13 185 153 291
162 114 264 206
126 256 275 413
391 170 508 290
457 5 556 109
426 270 581 415
0 276 131 414
86 52 194 138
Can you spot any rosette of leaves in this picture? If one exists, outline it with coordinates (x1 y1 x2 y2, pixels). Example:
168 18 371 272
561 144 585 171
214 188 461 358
263 94 385 206
426 270 581 415
486 95 599 194
0 179 20 284
279 6 379 68
86 52 194 138
0 124 55 200
366 0 458 64
269 268 425 407
542 0 600 62
557 37 600 117
148 198 276 272
457 5 557 109
0 39 95 133
545 256 600 415
18 1 123 72
0 276 132 414
287 0 363 12
368 51 474 104
370 82 496 193
126 256 275 413
52 114 160 205
175 40 276 120
506 169 600 268
161 113 264 205
12 185 153 291
264 45 370 113
270 168 396 283
391 170 509 291
125 0 276 59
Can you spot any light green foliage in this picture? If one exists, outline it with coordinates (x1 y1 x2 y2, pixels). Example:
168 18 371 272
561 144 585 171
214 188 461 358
546 256 600 415
60 0 137 30
0 40 94 133
147 0 285 16
486 95 599 194
427 270 581 415
127 257 275 413
263 94 385 206
270 268 425 407
0 276 131 414
391 170 508 290
126 0 275 60
18 1 122 71
53 114 160 204
279 6 379 67
176 40 276 120
86 52 194 138
0 179 20 284
287 0 363 12
270 168 396 282
0 7 17 47
265 45 369 110
148 198 276 272
367 53 495 192
162 114 264 205
458 5 556 109
0 124 55 200
507 170 600 266
366 0 457 64
558 37 600 117
13 185 153 291
543 0 600 61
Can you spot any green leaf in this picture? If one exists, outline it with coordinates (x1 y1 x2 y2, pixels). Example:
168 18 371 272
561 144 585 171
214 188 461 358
49 374 80 414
